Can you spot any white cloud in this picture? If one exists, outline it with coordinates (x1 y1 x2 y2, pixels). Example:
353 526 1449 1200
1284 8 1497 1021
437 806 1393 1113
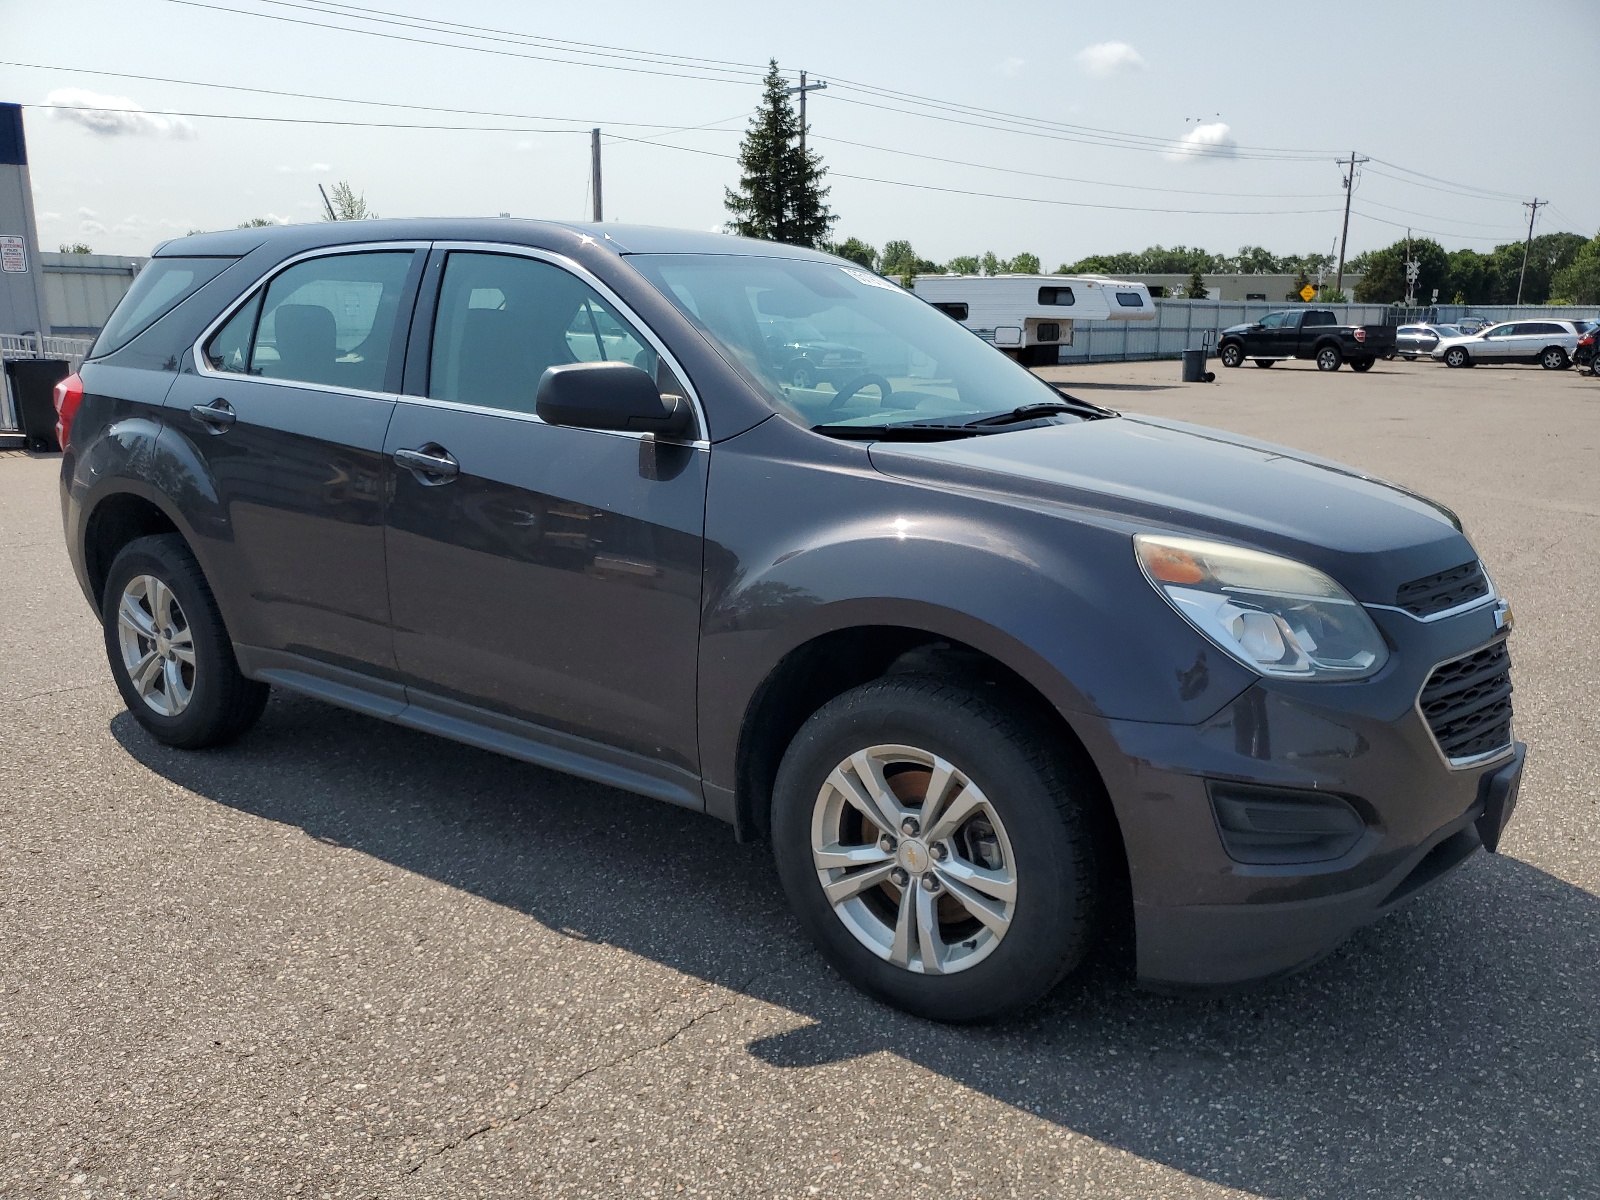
45 88 196 139
1166 121 1239 161
77 206 98 218
1075 42 1146 78
998 57 1026 77
514 139 542 152
80 220 107 235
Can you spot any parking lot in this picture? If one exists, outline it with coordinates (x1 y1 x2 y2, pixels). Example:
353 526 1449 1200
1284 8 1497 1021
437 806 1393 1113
2 357 1597 1199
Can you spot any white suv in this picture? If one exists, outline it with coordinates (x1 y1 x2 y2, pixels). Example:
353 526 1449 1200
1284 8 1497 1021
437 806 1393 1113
1432 320 1582 369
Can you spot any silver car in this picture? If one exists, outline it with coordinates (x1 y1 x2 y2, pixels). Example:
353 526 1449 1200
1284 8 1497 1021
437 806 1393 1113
1396 323 1463 360
1432 320 1583 369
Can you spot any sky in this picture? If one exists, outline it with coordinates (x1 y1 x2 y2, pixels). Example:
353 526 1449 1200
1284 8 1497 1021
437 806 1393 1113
5 0 1598 265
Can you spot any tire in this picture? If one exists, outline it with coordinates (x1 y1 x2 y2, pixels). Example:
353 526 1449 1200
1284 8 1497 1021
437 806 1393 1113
1540 347 1569 370
1351 357 1375 372
789 363 816 389
1218 342 1244 369
771 675 1102 1023
1252 359 1275 368
1444 347 1470 368
102 533 269 749
1315 345 1342 372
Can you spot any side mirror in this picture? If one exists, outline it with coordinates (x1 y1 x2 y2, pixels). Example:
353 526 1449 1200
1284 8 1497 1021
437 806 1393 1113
536 361 693 439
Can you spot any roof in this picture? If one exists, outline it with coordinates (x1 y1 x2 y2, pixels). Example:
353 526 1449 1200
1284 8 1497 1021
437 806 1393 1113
154 218 839 262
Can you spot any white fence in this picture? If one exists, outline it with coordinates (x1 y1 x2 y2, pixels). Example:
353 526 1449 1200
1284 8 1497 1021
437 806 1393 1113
1055 300 1600 364
0 333 94 434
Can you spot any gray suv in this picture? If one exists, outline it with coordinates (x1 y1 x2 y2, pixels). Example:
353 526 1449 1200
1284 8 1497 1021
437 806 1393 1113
58 220 1524 1021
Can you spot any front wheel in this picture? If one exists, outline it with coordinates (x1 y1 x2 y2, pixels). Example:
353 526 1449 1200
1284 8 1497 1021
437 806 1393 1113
1218 342 1244 368
1316 346 1342 372
1351 357 1375 372
1541 347 1570 370
103 534 269 748
771 676 1102 1023
1444 347 1470 368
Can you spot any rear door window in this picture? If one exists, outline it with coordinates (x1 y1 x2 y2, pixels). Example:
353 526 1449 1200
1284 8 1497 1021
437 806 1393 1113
92 256 235 356
249 251 415 391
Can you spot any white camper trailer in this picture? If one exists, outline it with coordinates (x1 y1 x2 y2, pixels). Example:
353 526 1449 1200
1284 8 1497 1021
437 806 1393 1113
912 274 1156 365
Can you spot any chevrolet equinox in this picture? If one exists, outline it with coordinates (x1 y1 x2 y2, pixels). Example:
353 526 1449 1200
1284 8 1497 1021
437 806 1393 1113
56 220 1524 1021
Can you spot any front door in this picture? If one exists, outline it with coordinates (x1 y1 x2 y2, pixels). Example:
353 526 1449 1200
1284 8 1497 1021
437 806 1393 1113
1477 324 1519 362
382 248 708 777
165 247 422 674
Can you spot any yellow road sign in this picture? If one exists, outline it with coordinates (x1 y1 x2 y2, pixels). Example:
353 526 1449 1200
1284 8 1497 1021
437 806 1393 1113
1300 284 1317 301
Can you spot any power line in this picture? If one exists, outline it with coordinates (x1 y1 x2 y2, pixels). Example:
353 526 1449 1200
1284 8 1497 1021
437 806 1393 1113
1364 156 1526 203
1349 207 1524 246
0 60 749 131
26 101 593 135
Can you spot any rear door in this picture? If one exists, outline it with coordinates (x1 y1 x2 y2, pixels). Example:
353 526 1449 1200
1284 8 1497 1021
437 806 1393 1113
166 244 425 675
382 246 708 785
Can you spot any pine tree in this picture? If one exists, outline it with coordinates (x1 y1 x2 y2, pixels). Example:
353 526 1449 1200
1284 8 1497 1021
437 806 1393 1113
724 61 834 247
1184 269 1208 299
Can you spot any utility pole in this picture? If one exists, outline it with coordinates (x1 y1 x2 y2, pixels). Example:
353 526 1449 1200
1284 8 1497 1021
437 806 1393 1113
317 182 336 221
785 71 827 160
1516 198 1546 304
1334 150 1368 298
590 128 603 223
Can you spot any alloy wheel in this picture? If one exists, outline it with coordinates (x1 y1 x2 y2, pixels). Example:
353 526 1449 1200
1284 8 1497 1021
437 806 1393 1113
116 574 195 717
810 744 1017 975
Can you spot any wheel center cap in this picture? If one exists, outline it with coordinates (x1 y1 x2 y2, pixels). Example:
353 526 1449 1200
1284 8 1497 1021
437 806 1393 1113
897 839 929 874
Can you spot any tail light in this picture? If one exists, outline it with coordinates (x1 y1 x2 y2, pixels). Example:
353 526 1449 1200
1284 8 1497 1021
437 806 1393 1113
1580 331 1597 347
1353 328 1367 343
52 372 84 449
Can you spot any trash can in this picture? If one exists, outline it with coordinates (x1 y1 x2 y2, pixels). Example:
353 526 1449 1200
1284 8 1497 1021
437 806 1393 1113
4 358 70 452
1181 348 1207 383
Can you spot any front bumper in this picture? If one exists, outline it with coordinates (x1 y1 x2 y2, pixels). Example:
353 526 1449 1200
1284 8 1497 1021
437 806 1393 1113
1074 602 1521 988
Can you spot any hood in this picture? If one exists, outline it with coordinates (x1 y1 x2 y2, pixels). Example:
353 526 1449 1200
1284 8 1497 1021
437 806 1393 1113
1221 322 1256 335
1433 333 1484 348
867 415 1474 604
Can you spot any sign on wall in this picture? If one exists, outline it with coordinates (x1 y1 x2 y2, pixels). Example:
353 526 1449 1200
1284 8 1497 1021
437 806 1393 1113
0 235 25 273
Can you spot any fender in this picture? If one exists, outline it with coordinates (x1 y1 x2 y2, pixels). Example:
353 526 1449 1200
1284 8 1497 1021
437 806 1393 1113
695 418 1257 795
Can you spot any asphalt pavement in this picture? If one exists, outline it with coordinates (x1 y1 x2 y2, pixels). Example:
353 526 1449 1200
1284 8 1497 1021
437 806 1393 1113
2 356 1597 1199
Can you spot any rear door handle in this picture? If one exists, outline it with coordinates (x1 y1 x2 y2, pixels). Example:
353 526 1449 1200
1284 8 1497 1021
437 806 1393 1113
393 444 460 484
190 398 236 433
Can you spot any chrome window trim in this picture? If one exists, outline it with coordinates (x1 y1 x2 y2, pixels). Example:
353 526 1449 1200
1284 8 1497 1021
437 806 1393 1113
409 240 709 446
1414 635 1515 773
190 240 432 403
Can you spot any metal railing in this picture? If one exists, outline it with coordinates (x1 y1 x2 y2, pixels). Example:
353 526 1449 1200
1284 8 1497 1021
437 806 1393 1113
1056 300 1600 365
0 334 94 434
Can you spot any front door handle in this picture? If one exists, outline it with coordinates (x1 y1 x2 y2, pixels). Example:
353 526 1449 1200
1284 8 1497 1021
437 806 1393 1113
393 444 460 484
190 398 236 433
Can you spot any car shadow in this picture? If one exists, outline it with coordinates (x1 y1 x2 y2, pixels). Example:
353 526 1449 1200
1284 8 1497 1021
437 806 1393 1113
111 693 1600 1198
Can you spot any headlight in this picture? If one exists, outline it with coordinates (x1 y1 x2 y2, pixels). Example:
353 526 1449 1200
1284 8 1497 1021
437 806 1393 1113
1134 534 1388 680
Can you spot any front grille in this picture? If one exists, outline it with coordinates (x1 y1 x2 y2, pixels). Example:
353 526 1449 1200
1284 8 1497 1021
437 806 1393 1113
1419 640 1513 763
1395 560 1490 617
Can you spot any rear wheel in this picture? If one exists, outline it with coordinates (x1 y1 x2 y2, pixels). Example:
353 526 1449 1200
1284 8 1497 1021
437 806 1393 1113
1540 347 1569 370
1218 342 1244 369
1444 347 1470 368
1351 357 1375 372
789 363 816 389
1316 346 1342 372
102 534 268 748
1252 359 1275 368
771 676 1102 1022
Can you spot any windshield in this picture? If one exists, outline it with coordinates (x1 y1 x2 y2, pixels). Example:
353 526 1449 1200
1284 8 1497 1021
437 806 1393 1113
628 253 1073 429
1433 325 1463 337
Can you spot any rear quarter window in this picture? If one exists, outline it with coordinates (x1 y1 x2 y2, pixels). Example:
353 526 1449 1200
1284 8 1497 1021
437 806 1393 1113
91 256 235 357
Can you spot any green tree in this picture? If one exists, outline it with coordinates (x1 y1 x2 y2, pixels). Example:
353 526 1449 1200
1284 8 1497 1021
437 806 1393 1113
1184 269 1208 299
945 254 981 275
324 181 377 221
57 242 93 254
879 240 940 277
724 60 834 247
237 217 279 228
1499 231 1587 304
1550 232 1600 304
1292 268 1312 300
1320 287 1348 303
980 250 1002 277
1006 252 1041 274
822 236 877 270
1353 238 1448 304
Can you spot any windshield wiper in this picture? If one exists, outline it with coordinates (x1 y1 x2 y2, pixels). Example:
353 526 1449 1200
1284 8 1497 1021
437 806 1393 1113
962 393 1116 427
811 421 986 441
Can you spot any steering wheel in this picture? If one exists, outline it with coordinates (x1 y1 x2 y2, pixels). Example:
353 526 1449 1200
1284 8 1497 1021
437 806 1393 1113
822 373 894 415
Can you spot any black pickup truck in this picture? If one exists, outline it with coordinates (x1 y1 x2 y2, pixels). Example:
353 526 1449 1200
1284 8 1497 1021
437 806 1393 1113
1217 309 1397 372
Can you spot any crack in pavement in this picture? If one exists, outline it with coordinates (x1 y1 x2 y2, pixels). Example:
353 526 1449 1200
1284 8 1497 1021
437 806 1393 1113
395 972 762 1183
